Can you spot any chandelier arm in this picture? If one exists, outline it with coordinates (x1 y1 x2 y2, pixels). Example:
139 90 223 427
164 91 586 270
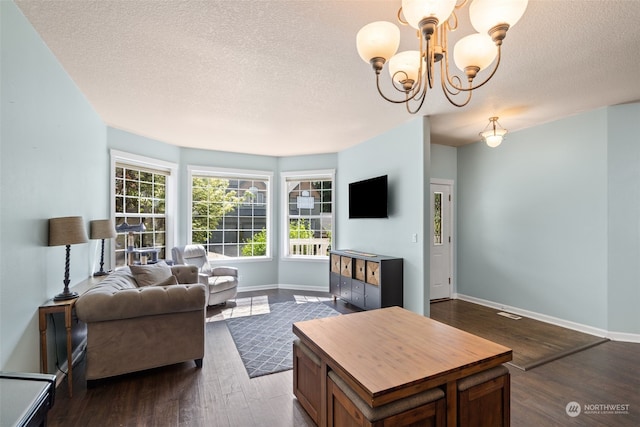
440 77 473 107
405 83 430 114
440 59 462 96
426 37 435 90
375 73 422 104
445 45 503 93
397 7 408 26
454 0 470 11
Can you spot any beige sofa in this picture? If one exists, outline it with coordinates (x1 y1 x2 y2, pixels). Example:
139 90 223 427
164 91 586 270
75 263 206 381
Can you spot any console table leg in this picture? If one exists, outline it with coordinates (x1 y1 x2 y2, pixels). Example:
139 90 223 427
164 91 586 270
64 306 73 398
38 311 48 374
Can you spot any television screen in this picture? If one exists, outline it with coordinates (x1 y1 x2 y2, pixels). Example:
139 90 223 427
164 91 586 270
348 175 388 219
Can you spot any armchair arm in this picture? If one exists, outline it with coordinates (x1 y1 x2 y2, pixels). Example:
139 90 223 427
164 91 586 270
212 266 238 277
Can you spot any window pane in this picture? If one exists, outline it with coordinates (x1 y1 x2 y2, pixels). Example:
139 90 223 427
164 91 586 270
434 192 442 245
114 163 169 268
191 173 269 259
284 175 333 258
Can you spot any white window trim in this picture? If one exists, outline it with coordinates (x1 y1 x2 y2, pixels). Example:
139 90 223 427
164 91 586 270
187 165 274 262
281 169 335 261
110 149 178 268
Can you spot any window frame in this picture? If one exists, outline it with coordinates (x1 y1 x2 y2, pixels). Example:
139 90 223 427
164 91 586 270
281 169 335 261
188 165 273 262
110 150 178 269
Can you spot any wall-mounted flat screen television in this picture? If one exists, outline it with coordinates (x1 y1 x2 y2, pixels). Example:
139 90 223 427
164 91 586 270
348 175 388 219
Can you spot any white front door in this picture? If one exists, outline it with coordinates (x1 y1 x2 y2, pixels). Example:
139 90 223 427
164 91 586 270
430 182 453 300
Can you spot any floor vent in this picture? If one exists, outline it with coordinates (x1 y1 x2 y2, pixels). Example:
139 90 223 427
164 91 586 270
497 311 522 320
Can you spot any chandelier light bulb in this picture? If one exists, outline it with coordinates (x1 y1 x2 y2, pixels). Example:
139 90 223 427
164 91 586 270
401 0 457 30
356 21 401 64
469 0 529 34
453 33 497 75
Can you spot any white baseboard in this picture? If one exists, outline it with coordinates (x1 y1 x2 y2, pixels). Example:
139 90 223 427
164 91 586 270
237 284 330 293
276 284 330 293
454 293 640 343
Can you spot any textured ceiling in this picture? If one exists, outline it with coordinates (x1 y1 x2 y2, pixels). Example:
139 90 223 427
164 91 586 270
15 0 640 156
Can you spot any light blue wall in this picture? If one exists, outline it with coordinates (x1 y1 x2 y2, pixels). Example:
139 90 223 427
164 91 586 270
108 127 181 163
336 117 430 315
430 144 457 181
607 103 640 334
458 110 610 329
1 2 108 371
278 154 338 289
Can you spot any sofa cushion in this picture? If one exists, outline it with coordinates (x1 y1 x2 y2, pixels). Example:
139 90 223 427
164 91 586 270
154 275 178 287
130 261 173 287
208 275 238 292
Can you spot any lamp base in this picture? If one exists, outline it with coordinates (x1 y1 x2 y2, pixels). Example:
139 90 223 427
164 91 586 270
53 291 79 301
93 270 109 277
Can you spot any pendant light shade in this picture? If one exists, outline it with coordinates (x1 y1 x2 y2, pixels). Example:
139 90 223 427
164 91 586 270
469 0 529 34
356 21 400 63
401 0 457 29
389 51 424 85
480 117 508 148
453 33 497 73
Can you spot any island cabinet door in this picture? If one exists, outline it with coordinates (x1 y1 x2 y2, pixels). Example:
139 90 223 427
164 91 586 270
364 283 381 309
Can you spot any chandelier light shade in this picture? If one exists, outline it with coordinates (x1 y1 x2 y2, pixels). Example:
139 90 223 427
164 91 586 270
469 0 529 35
480 117 507 148
48 216 88 300
356 0 529 112
356 21 401 65
401 0 457 30
90 219 116 276
389 50 424 86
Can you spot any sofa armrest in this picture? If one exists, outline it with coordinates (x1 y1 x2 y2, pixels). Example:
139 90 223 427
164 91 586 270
171 265 199 284
76 283 206 323
212 266 238 277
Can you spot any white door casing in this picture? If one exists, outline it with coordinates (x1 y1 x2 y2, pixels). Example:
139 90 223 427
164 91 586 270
430 181 453 300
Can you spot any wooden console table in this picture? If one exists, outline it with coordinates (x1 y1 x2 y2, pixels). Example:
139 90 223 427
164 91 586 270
38 276 104 397
293 306 512 427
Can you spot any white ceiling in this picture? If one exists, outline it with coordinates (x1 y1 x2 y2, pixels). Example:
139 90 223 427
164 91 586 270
15 0 640 157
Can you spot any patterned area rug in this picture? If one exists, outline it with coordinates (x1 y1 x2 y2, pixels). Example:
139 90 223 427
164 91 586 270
225 301 340 378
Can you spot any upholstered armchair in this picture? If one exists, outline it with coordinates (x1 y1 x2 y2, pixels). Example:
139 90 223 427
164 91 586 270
171 244 238 306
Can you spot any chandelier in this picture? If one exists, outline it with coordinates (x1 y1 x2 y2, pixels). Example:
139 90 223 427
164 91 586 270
480 117 507 147
356 0 528 113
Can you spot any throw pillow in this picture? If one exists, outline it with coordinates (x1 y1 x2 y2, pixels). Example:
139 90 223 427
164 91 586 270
154 275 178 287
130 261 173 287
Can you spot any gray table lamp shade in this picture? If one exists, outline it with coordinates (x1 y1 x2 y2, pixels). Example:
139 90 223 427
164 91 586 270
90 219 116 240
90 219 116 277
48 216 87 300
49 216 88 246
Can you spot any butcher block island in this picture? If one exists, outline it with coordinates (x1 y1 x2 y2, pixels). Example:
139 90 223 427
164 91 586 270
292 307 512 427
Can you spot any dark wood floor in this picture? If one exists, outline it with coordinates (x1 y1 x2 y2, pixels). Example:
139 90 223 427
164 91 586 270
48 291 639 426
430 299 609 370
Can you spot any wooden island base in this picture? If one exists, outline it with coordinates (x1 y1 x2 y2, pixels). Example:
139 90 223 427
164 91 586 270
292 307 512 427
